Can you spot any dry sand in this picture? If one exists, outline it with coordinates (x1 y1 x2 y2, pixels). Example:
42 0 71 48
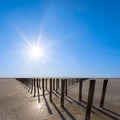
0 78 120 120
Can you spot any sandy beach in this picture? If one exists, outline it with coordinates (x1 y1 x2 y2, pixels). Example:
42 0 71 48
0 78 120 120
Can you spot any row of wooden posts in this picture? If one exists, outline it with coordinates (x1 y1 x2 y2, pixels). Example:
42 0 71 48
17 78 108 120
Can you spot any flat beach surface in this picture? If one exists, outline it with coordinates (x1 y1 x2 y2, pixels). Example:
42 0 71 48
0 78 120 120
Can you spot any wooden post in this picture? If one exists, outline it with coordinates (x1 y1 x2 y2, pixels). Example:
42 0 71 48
58 79 60 89
56 78 58 93
34 79 36 97
42 78 45 97
61 79 65 107
79 79 83 101
65 79 67 96
100 79 108 108
46 78 47 90
85 80 96 120
40 79 42 89
38 79 40 89
50 78 52 101
37 78 38 88
53 79 55 90
30 79 33 94
37 79 40 102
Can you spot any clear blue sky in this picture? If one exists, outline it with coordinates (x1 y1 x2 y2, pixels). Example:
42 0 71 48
0 0 120 78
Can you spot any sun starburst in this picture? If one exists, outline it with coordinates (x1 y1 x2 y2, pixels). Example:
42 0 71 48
22 36 52 64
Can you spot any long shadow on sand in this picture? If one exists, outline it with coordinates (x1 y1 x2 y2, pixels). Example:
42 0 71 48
67 96 120 120
53 91 120 120
103 108 120 117
62 106 77 120
93 106 120 120
43 96 53 115
51 100 66 120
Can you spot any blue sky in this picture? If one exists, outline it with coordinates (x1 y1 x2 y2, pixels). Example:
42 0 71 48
0 0 120 78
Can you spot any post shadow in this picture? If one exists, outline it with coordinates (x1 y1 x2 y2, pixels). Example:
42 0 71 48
103 108 120 117
92 106 120 120
62 106 77 120
43 96 53 115
27 85 31 93
51 100 66 120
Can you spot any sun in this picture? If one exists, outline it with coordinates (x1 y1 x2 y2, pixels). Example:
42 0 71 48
29 44 43 60
23 38 51 64
14 28 54 64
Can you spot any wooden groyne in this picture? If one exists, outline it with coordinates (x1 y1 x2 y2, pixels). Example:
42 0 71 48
16 78 113 120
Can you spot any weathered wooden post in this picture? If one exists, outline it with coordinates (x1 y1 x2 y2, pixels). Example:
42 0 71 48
39 78 41 89
79 79 83 101
61 79 65 107
100 79 108 108
37 78 40 102
30 79 33 94
46 78 47 90
37 78 38 88
34 78 36 97
85 80 96 120
50 78 52 101
53 79 55 90
56 78 59 93
42 78 45 97
38 78 40 89
58 79 60 89
65 79 67 96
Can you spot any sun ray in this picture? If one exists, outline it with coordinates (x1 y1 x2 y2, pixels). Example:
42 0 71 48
14 26 54 64
22 36 53 64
